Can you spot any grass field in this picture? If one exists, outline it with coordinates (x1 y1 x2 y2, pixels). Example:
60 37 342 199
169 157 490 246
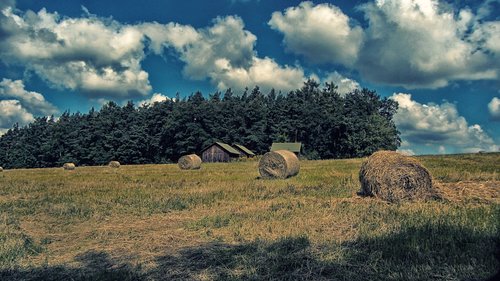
0 153 499 280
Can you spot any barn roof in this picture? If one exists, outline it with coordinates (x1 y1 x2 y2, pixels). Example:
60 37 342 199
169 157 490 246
270 142 302 153
202 142 241 156
233 144 255 156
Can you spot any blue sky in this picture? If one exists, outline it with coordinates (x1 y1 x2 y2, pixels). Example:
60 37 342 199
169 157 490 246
0 0 498 155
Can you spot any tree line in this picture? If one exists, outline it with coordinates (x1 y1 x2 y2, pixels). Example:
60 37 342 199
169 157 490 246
0 80 401 168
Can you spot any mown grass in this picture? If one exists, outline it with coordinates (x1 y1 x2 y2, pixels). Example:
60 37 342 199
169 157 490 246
0 153 499 280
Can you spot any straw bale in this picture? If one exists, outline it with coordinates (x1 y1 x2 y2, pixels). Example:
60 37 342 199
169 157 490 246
358 151 434 202
63 163 76 170
259 150 300 179
178 154 202 170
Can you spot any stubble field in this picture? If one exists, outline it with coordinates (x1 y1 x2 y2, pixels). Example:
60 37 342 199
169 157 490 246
0 153 499 280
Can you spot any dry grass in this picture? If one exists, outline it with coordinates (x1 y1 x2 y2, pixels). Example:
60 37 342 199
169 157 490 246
0 153 499 280
436 181 500 204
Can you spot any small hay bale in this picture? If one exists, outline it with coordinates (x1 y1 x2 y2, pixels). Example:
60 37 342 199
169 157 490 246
108 161 121 168
63 163 76 170
178 154 202 170
259 150 300 179
0 166 3 172
358 150 435 202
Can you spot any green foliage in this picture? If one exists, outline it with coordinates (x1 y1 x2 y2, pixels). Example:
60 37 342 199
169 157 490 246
0 81 400 168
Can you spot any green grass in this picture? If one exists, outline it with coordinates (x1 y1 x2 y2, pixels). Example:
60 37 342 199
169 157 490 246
0 153 499 280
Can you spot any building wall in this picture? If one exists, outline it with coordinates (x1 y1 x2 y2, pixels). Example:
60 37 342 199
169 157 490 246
202 145 231 162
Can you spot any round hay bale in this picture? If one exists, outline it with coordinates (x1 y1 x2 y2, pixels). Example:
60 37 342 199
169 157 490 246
258 150 300 179
108 161 121 168
178 154 202 170
358 151 434 202
63 163 76 170
0 166 3 172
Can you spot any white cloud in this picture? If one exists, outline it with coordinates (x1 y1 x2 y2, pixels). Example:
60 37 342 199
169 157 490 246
268 1 363 66
357 0 499 88
438 145 446 154
397 149 415 156
391 93 498 153
322 72 360 95
138 93 169 106
470 21 500 55
176 16 257 81
269 0 499 89
210 56 305 93
140 22 200 55
0 78 58 135
0 100 35 134
0 4 312 97
488 97 500 120
0 7 151 98
142 16 307 93
476 0 500 20
0 78 58 115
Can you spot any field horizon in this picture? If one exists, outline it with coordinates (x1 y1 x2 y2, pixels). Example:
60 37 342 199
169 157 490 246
1 153 499 280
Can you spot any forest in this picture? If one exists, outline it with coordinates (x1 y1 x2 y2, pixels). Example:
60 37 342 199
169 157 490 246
0 80 401 168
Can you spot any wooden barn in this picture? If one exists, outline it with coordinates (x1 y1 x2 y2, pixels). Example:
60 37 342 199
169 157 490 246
270 142 302 155
201 142 241 162
233 144 256 158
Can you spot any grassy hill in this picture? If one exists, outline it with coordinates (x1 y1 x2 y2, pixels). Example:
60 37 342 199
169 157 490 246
1 153 499 280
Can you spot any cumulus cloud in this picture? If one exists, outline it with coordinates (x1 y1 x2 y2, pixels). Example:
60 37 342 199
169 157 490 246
397 149 416 156
391 93 498 153
0 100 35 135
488 97 500 120
270 0 499 89
142 16 306 93
0 6 151 98
140 22 199 55
0 78 58 135
0 99 34 124
357 0 498 88
0 3 309 96
0 78 58 115
210 56 305 93
171 16 257 80
322 72 360 95
138 93 170 106
470 21 500 55
268 1 363 66
476 0 500 20
0 0 15 10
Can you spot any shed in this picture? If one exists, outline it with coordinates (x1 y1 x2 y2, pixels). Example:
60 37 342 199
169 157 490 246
270 142 302 154
233 144 256 158
201 142 241 162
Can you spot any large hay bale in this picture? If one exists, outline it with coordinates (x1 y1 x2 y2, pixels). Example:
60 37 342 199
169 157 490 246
63 163 76 170
259 150 300 179
358 151 434 202
178 154 202 170
108 161 120 168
